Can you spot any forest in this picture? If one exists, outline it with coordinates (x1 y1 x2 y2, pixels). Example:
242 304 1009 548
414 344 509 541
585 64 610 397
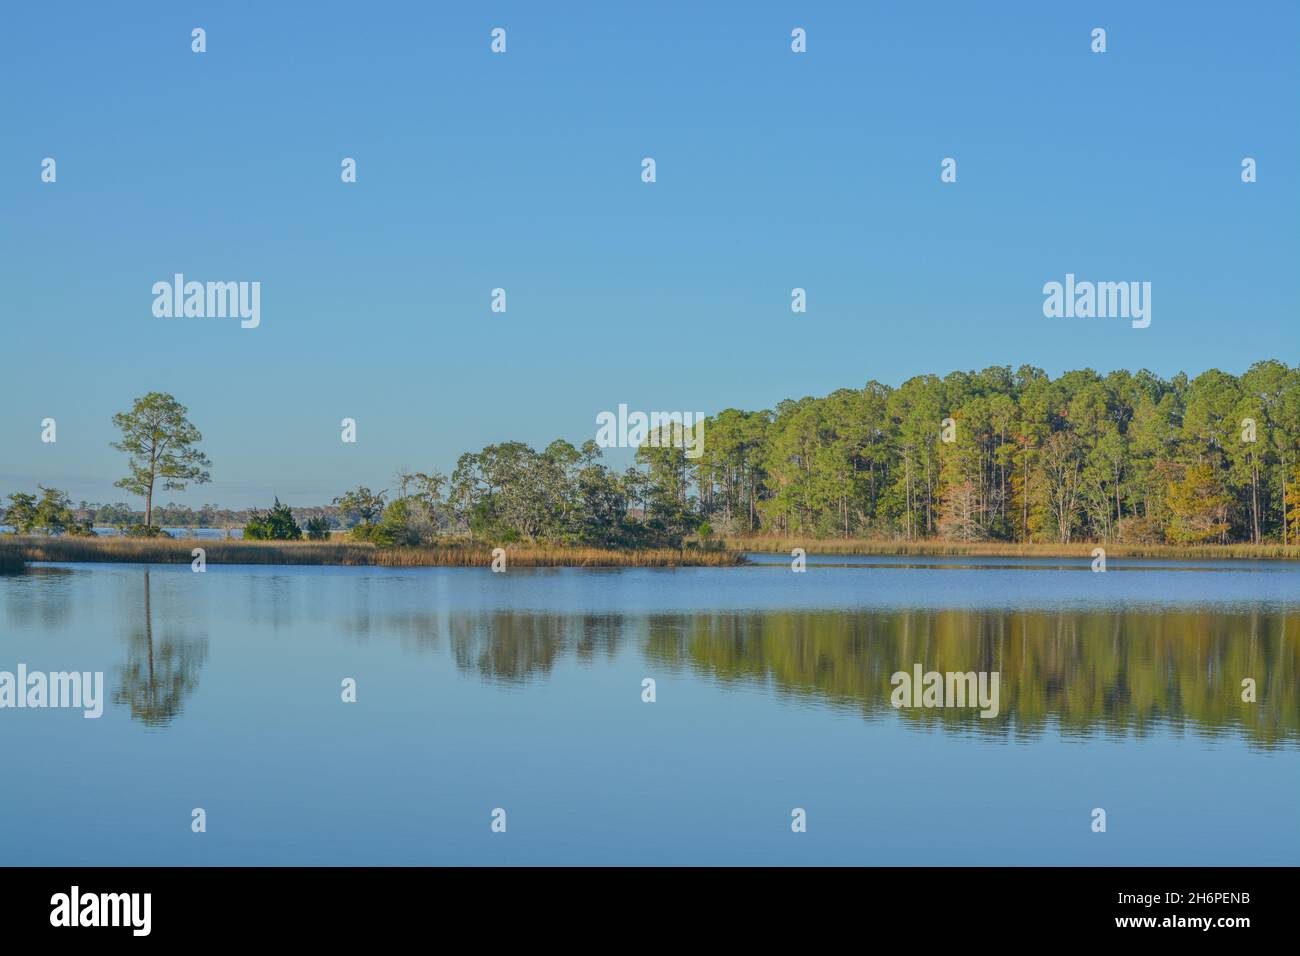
366 359 1300 548
681 360 1300 545
6 361 1300 548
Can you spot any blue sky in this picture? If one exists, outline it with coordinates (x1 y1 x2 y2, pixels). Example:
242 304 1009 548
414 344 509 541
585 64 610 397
2 1 1296 507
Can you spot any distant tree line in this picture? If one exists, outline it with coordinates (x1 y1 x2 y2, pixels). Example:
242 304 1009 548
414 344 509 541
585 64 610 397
0 499 341 535
329 361 1300 548
713 360 1300 545
405 359 1299 547
5 364 1300 547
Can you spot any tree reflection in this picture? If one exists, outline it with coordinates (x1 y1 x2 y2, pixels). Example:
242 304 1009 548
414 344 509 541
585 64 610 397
448 612 625 684
114 570 208 726
642 607 1299 748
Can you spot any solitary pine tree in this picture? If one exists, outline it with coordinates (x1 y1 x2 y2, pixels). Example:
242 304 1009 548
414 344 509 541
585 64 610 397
111 392 212 528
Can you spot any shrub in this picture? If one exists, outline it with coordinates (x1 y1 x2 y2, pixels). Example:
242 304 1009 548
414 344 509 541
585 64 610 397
333 487 387 537
371 497 443 547
122 524 171 538
2 492 38 533
4 487 93 536
243 498 302 541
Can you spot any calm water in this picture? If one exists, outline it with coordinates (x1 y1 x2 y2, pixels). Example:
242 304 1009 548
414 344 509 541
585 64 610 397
1 555 1296 865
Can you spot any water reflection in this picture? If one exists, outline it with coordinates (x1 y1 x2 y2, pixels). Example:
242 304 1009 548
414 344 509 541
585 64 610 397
411 606 1297 747
7 563 1292 746
642 608 1298 748
113 570 208 727
3 566 76 630
448 613 626 684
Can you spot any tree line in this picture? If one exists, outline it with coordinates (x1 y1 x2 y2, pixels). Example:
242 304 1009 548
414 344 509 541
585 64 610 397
5 363 1300 547
156 358 1300 548
695 360 1300 545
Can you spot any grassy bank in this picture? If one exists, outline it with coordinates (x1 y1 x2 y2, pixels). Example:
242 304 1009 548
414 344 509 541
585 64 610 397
710 536 1300 561
8 534 1296 568
0 536 747 568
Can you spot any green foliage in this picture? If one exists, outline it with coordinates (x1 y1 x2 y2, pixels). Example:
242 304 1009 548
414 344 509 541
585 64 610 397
447 439 697 548
81 365 1292 550
333 487 387 539
1166 464 1231 544
706 361 1300 546
111 392 211 527
2 492 38 533
243 499 302 541
369 498 428 546
305 516 331 541
3 487 93 536
122 524 171 538
370 471 450 546
385 361 1298 549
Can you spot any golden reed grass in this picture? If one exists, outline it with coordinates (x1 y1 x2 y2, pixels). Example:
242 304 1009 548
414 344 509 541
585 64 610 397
0 536 746 568
710 535 1300 561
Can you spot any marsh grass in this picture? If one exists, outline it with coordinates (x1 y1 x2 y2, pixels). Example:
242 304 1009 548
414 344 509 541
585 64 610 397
0 536 746 568
9 534 1293 567
712 535 1300 561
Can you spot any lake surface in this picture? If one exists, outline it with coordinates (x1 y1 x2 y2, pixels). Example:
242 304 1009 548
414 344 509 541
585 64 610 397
1 554 1296 865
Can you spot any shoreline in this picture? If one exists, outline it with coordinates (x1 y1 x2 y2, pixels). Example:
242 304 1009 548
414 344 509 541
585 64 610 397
0 537 746 569
4 534 1300 568
711 536 1300 562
